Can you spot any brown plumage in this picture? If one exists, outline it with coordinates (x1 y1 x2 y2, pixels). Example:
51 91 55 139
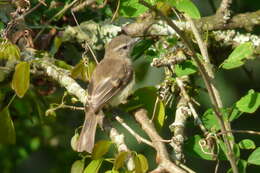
76 35 137 153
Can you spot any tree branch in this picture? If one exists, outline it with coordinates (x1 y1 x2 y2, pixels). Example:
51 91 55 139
134 109 188 173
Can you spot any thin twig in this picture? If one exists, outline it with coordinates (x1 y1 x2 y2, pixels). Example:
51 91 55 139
71 11 99 64
217 130 260 136
115 116 154 147
111 0 120 22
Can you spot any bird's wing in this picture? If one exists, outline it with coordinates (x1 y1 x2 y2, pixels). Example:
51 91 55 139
88 59 133 112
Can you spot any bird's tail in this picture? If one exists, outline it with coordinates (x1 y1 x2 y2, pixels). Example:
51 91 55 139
76 109 98 153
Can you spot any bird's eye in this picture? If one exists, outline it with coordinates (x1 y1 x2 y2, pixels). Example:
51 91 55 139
121 45 128 50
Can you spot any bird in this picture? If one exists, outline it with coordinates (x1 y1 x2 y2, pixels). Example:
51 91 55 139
76 34 138 153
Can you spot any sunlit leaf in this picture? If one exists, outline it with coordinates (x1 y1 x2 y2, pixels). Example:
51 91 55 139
71 133 79 151
71 61 88 81
134 153 142 173
202 109 220 131
84 159 103 173
175 60 197 77
248 147 260 165
92 140 112 159
221 42 254 69
155 100 165 129
0 40 20 60
11 62 30 98
137 154 149 173
228 107 243 121
236 89 260 113
167 0 201 19
120 0 148 17
0 107 16 144
113 151 130 170
71 160 84 173
239 139 256 150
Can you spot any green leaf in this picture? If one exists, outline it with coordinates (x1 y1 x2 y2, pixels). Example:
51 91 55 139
167 0 201 19
184 135 215 160
202 109 220 131
228 107 243 121
71 160 84 173
175 60 197 77
92 140 112 159
221 42 254 69
30 137 40 151
0 107 16 144
105 170 119 173
113 151 130 170
236 89 260 113
84 159 103 173
0 21 4 30
202 108 239 131
237 159 247 173
248 147 260 165
11 62 30 98
120 0 148 17
239 139 256 150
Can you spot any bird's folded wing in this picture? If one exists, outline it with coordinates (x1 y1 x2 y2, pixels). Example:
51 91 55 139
88 65 133 112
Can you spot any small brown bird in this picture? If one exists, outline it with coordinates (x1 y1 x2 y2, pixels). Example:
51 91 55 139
76 35 137 153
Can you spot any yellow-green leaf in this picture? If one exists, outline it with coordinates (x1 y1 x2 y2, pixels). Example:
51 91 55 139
71 133 79 151
137 154 148 172
155 100 165 129
84 159 103 173
113 151 130 170
50 36 63 56
71 61 88 81
92 140 112 159
134 153 142 173
87 60 96 81
0 106 16 144
134 154 148 173
0 41 20 60
11 62 30 98
71 160 84 173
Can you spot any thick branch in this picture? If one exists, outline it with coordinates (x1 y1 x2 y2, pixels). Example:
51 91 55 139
134 109 187 173
34 59 88 104
198 10 260 31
